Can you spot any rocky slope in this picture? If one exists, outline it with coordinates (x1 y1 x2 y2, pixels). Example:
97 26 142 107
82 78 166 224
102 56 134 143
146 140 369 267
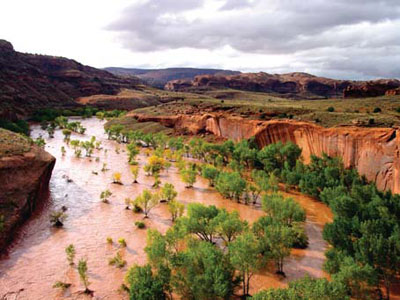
165 72 400 99
105 67 240 89
0 40 139 120
130 112 400 193
77 88 180 110
0 129 55 251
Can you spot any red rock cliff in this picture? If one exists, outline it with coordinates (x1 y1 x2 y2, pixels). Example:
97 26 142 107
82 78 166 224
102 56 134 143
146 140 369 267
0 131 55 251
130 113 400 193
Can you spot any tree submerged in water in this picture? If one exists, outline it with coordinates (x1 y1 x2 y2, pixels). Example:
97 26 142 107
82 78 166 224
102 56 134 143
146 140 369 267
50 209 67 227
78 258 93 295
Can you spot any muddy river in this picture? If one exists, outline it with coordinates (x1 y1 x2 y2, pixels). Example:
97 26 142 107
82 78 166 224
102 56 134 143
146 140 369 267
0 117 333 299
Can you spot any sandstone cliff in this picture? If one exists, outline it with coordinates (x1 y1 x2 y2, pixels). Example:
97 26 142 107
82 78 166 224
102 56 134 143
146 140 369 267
130 112 400 193
0 129 55 251
0 40 139 120
165 72 400 99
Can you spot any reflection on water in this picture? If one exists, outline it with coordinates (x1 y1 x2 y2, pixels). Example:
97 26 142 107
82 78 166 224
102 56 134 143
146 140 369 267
0 118 333 299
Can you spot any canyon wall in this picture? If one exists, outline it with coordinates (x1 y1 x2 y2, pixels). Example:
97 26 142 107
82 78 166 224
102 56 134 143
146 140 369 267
165 72 400 99
131 113 400 193
0 136 55 251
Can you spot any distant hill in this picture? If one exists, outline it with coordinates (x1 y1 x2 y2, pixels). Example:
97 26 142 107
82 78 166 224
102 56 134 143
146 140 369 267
104 67 241 88
0 40 139 120
165 72 400 99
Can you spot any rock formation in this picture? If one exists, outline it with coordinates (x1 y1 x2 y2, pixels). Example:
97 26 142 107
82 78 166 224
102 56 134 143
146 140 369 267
386 88 400 96
343 80 400 98
77 89 177 110
0 129 55 251
165 72 400 99
0 40 139 120
130 112 400 193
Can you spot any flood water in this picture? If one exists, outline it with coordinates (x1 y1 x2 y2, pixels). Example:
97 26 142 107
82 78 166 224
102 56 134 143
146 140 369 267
0 118 333 299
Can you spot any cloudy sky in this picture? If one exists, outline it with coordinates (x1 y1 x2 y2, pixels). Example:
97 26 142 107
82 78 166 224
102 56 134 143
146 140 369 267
0 0 399 79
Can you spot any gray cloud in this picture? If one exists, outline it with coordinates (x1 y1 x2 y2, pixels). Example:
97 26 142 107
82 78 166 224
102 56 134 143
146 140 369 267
108 0 400 79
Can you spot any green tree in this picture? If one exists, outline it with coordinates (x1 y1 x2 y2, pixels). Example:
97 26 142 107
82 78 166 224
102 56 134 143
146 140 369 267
127 142 140 165
180 167 197 188
216 210 248 245
264 225 295 275
134 190 159 218
215 172 246 201
168 200 185 222
161 183 178 202
125 264 167 300
78 258 92 294
251 276 349 300
229 231 263 297
172 240 235 300
65 244 75 265
261 193 306 227
201 165 219 187
179 203 220 243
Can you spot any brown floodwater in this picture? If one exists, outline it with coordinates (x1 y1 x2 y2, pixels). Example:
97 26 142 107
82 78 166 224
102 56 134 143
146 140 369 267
0 117 333 299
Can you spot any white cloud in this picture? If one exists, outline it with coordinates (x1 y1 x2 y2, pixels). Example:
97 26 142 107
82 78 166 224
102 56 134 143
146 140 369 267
0 0 399 79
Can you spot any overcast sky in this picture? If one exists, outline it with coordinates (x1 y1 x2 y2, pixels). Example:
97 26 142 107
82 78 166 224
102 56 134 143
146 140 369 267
0 0 399 79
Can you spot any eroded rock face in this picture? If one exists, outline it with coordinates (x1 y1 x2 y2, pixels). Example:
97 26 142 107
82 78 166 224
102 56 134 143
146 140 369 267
386 88 400 96
343 80 400 98
165 72 400 99
0 39 139 119
0 137 55 251
130 112 400 193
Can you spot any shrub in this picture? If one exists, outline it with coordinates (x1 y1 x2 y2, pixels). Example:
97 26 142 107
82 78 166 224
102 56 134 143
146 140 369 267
327 106 335 112
65 244 75 265
135 221 146 229
118 238 127 248
109 251 127 268
52 281 71 291
373 107 382 113
50 210 67 227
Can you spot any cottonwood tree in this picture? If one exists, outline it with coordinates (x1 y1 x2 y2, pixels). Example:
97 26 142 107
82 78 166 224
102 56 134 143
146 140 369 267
161 183 178 202
134 190 159 218
229 231 264 297
168 200 185 222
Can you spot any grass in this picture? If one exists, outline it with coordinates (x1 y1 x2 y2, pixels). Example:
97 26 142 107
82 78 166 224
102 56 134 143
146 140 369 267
105 115 173 135
0 128 31 158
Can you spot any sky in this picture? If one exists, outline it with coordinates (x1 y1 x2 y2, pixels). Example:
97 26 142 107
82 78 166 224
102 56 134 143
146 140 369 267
0 0 399 79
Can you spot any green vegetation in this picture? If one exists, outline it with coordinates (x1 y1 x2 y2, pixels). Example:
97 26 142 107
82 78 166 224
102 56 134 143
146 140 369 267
65 244 75 265
134 189 159 218
167 200 185 222
77 258 92 294
135 221 146 229
30 107 118 122
251 276 348 300
160 183 177 202
100 189 112 203
0 119 29 135
0 128 31 157
52 281 71 291
109 126 400 299
118 238 127 248
50 209 67 227
125 264 168 300
109 251 127 268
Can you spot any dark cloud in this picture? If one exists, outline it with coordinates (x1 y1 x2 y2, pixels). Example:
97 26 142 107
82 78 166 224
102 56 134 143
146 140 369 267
108 0 400 78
